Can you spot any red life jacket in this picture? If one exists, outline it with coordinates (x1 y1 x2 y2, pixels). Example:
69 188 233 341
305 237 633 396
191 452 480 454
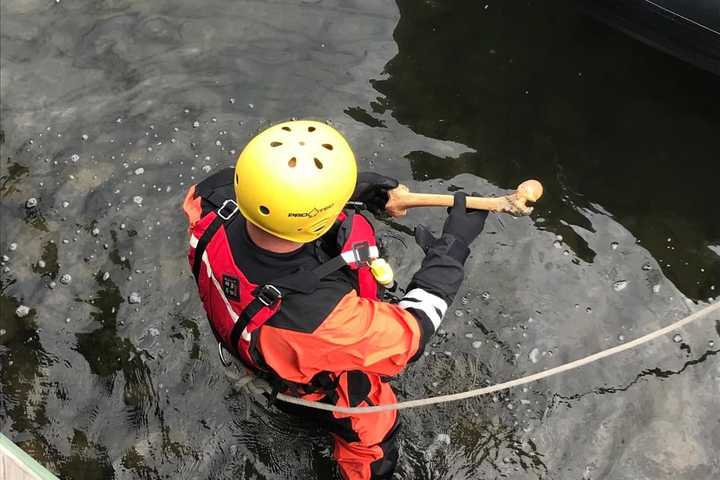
188 185 382 373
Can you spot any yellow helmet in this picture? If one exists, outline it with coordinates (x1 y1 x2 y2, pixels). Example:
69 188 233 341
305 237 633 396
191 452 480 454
234 120 357 243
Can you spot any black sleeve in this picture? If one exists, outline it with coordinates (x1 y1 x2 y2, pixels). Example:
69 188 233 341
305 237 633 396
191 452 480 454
399 233 471 362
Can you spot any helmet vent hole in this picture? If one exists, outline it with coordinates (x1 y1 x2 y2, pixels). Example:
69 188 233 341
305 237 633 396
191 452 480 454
270 141 282 147
322 143 333 151
282 126 291 132
259 205 270 215
314 158 323 169
308 126 316 132
288 157 297 167
235 173 239 183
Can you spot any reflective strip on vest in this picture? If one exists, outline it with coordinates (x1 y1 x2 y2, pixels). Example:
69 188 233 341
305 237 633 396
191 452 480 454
190 234 241 327
340 245 379 265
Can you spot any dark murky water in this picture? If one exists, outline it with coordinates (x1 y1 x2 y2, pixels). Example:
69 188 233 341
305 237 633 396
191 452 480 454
2 1 719 479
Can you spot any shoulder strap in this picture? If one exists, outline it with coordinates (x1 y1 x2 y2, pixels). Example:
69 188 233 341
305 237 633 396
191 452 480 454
192 215 223 284
196 167 235 210
192 199 240 284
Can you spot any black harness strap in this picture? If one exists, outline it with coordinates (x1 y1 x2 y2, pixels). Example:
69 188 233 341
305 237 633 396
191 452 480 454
311 254 347 280
229 284 282 353
192 215 224 284
192 193 240 284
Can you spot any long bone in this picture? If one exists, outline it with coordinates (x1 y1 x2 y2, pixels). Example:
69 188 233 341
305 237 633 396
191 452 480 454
385 180 544 217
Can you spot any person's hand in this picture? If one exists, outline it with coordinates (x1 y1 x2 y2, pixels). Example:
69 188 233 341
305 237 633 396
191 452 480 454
413 192 488 253
441 192 488 246
351 172 399 215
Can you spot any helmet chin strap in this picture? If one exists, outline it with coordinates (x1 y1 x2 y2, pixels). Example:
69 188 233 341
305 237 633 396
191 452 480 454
245 221 304 254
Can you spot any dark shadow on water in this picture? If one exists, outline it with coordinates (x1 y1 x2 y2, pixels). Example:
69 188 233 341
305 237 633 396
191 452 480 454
368 0 720 300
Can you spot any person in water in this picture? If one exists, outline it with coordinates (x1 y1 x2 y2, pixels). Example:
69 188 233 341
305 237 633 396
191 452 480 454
183 119 487 480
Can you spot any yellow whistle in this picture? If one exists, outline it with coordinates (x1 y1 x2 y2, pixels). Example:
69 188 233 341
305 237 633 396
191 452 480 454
370 258 394 286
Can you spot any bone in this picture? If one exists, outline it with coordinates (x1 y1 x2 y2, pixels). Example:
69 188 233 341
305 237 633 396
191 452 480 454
385 179 544 217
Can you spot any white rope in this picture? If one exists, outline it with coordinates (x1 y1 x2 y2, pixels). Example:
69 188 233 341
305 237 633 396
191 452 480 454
272 300 720 414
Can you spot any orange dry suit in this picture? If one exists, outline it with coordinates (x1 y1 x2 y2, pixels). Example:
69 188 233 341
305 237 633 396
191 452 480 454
184 168 471 480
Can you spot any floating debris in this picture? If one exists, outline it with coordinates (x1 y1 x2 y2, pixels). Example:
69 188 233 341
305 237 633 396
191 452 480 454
81 134 89 141
62 201 70 208
133 196 143 205
709 340 715 348
102 272 110 281
71 153 79 162
38 260 46 268
60 274 72 285
610 241 619 250
149 328 160 337
91 227 100 236
192 120 200 128
480 291 490 300
641 263 652 271
435 433 450 445
652 284 661 294
472 341 482 349
553 240 562 249
672 334 683 343
9 243 17 251
25 197 38 209
613 280 628 292
202 165 212 173
229 97 236 104
528 347 540 363
129 292 142 304
134 167 145 175
454 309 464 317
16 305 30 318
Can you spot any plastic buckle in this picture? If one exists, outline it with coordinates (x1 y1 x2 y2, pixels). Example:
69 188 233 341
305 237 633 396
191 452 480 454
256 284 282 307
351 241 371 266
217 199 239 221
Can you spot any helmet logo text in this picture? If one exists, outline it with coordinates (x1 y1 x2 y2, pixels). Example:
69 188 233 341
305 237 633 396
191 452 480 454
288 203 334 218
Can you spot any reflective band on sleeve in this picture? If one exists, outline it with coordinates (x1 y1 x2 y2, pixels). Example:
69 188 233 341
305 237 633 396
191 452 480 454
399 288 448 331
241 328 251 341
190 235 199 248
